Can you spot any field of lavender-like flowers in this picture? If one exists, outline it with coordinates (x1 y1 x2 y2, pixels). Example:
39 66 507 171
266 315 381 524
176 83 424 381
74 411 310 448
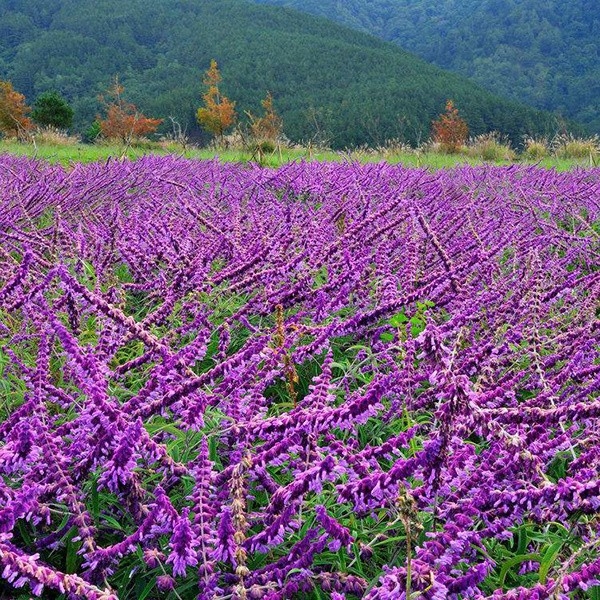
0 156 599 600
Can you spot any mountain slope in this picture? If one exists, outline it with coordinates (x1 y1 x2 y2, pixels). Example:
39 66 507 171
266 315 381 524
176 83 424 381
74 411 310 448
0 0 565 147
251 0 600 133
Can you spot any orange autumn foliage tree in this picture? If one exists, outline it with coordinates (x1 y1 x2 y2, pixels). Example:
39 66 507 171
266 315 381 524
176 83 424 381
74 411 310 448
0 81 33 139
431 100 469 153
196 60 236 143
249 92 283 143
97 78 162 143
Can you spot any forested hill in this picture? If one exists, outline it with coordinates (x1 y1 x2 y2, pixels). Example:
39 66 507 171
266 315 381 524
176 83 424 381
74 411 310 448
250 0 600 134
0 0 567 147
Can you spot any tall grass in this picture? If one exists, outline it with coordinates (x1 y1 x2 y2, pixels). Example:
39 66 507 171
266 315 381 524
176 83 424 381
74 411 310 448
464 132 516 162
551 133 599 162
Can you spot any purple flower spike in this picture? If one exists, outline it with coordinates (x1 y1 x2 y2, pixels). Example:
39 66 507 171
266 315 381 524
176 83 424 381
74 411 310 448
1 157 599 599
166 507 198 577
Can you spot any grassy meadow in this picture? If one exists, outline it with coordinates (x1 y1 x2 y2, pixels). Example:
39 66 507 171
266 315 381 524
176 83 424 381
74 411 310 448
0 138 595 170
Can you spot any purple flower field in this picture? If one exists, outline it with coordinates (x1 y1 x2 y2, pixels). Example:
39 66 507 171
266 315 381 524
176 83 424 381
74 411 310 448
0 156 599 599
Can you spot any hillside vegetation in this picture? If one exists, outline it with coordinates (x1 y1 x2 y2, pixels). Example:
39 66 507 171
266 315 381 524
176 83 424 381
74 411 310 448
251 0 600 133
0 0 566 147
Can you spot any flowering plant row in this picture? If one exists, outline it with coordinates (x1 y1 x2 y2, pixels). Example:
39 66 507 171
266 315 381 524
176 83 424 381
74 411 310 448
0 156 599 599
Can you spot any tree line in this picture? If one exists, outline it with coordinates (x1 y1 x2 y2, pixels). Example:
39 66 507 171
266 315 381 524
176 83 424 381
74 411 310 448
0 61 284 149
1 0 570 150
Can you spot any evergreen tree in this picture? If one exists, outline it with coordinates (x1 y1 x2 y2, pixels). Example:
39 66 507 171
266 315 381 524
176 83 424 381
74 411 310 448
31 91 74 129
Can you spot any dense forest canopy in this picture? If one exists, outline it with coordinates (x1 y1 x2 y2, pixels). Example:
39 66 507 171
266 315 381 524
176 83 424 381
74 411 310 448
251 0 600 133
0 0 574 147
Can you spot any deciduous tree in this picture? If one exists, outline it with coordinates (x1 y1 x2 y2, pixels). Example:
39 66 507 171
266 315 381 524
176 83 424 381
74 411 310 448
97 77 162 144
248 92 283 143
196 60 236 144
431 100 469 153
0 81 32 139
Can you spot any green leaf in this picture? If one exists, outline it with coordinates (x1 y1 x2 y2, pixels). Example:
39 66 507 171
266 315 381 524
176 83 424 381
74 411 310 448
102 515 125 531
389 311 408 327
379 332 394 342
145 422 184 439
513 523 532 555
538 540 563 584
137 577 156 600
286 568 308 579
499 553 542 588
331 361 348 372
90 476 99 522
410 316 426 337
372 534 407 546
65 527 81 574
16 521 33 546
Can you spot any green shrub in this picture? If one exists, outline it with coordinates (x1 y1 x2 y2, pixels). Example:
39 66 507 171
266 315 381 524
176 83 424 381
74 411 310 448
255 139 276 154
84 120 102 143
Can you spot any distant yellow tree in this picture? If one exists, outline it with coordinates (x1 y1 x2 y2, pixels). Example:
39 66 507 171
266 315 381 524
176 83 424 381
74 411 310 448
196 60 236 144
0 81 32 139
249 92 283 143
